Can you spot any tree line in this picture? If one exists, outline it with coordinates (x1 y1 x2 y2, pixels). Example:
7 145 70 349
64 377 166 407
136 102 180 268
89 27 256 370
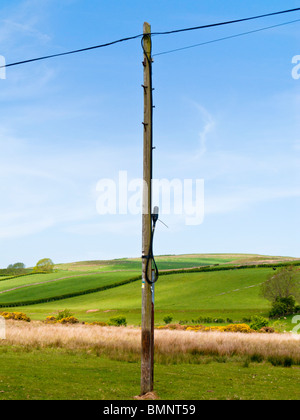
0 258 54 276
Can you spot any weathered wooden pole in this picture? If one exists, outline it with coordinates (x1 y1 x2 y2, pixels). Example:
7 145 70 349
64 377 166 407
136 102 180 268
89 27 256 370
141 21 154 395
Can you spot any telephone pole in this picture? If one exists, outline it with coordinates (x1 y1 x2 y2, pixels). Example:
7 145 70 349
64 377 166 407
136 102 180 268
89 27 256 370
141 21 154 396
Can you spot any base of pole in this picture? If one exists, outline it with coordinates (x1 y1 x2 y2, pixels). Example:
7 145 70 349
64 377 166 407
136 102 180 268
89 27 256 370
134 391 159 400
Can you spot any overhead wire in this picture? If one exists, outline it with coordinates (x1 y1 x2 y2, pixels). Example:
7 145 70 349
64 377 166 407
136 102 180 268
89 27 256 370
153 18 300 57
150 6 300 36
1 7 299 283
0 7 300 69
1 33 143 69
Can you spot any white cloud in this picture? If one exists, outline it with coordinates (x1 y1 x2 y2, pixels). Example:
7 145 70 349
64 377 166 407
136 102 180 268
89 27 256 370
193 103 215 159
0 204 95 240
0 18 51 43
64 219 140 236
0 217 55 239
0 66 57 101
205 186 300 215
0 0 51 46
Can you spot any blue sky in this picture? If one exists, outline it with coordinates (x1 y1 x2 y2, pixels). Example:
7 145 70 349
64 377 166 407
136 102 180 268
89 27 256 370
0 0 299 267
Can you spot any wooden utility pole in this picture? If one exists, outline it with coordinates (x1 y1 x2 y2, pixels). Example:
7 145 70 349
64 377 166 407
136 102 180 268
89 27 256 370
141 21 154 396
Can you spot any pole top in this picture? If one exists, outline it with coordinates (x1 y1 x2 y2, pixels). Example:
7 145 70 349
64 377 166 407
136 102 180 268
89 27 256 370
143 22 151 34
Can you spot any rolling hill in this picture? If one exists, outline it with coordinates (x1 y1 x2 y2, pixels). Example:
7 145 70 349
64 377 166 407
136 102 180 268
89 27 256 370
0 253 299 326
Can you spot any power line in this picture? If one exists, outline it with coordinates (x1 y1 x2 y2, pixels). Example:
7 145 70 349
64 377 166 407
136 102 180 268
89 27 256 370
151 7 300 36
153 18 300 57
1 34 143 69
1 7 300 69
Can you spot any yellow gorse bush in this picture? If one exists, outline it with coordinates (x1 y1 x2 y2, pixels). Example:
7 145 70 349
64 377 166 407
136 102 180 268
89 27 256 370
186 326 203 331
160 323 254 333
57 316 79 324
88 321 108 326
0 311 31 322
44 316 57 324
221 323 253 333
44 315 79 324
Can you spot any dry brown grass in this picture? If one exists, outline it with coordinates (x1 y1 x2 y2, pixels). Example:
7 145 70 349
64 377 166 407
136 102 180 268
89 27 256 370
2 321 300 365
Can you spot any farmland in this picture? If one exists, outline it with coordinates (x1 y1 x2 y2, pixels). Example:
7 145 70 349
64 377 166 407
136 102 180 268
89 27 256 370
0 253 299 400
0 253 299 327
1 321 300 400
1 347 299 400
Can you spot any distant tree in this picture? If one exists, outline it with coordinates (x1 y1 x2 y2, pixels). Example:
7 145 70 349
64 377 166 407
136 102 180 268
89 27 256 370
12 262 26 271
261 266 300 316
6 264 14 274
261 266 300 302
33 258 54 273
269 296 298 318
163 314 173 325
6 262 26 275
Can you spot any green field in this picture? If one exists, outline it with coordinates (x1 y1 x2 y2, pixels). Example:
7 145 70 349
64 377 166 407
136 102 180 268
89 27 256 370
0 268 271 323
0 271 139 307
0 253 299 401
0 347 299 400
18 267 269 324
55 253 297 272
0 254 299 329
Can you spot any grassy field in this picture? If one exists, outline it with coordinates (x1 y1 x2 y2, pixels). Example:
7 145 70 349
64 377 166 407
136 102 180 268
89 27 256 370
55 253 299 272
0 347 299 400
0 267 273 324
0 268 284 325
0 271 138 306
1 321 299 400
0 254 299 329
0 253 299 401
